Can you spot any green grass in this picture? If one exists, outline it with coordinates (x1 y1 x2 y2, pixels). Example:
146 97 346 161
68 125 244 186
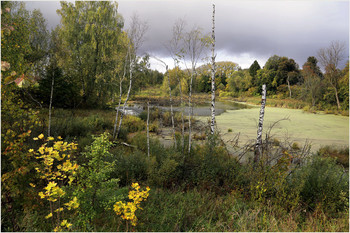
199 106 349 152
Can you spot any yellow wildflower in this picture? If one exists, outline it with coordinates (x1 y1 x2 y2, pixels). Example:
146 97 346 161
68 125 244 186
38 133 44 139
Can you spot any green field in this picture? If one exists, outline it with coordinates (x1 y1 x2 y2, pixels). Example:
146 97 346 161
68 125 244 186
199 106 349 152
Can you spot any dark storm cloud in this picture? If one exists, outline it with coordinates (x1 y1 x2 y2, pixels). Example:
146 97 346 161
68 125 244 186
24 0 349 69
25 1 62 30
118 0 349 68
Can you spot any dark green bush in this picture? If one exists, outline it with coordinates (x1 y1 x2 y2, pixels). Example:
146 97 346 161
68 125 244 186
294 155 349 213
111 150 149 186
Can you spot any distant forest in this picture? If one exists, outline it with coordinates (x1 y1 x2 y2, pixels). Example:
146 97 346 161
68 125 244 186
1 1 348 112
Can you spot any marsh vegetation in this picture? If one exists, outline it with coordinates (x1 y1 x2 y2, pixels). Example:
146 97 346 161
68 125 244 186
1 1 348 232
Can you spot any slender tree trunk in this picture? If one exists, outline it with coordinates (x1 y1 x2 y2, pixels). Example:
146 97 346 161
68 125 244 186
287 75 292 98
188 69 195 154
147 101 150 157
113 78 123 139
254 84 266 165
334 86 341 110
210 4 216 135
48 75 55 137
166 65 176 147
116 58 133 138
113 62 127 139
175 63 185 152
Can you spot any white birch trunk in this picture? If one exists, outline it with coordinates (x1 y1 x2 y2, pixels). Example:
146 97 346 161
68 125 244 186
210 4 216 135
254 84 266 164
166 65 177 147
48 75 54 137
113 55 128 139
116 58 133 138
175 63 185 152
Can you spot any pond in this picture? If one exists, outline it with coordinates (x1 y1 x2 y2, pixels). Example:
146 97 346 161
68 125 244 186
126 100 348 152
198 105 349 152
157 100 252 116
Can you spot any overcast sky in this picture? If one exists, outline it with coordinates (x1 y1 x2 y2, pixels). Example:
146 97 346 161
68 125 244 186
25 0 349 72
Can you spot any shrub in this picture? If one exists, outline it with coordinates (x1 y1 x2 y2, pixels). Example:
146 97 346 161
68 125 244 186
318 145 349 168
111 150 149 186
294 155 349 213
74 133 119 230
122 115 145 133
149 120 160 134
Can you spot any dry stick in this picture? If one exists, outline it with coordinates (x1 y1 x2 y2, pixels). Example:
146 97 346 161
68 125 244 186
48 75 54 137
254 84 266 165
210 3 216 135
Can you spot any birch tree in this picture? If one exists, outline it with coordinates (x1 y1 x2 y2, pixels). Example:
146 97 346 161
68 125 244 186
182 27 208 153
210 4 216 135
254 84 266 165
168 18 186 151
317 41 345 110
116 14 148 138
152 56 176 146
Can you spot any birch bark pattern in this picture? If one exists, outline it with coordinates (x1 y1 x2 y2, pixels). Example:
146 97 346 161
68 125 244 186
254 84 266 164
147 101 150 157
113 54 128 139
48 75 54 137
210 4 216 135
116 59 133 138
166 65 177 147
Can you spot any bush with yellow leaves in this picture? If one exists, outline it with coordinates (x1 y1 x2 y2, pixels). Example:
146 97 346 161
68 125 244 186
114 183 150 231
29 134 79 232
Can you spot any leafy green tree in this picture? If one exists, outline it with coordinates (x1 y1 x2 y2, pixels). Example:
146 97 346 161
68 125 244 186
56 1 124 107
317 41 346 109
338 61 349 110
301 57 323 107
249 60 261 77
1 5 43 230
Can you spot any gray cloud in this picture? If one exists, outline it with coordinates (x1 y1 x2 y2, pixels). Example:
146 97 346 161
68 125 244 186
25 0 349 70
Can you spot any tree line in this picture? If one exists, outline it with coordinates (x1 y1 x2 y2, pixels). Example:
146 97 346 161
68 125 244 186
2 1 163 110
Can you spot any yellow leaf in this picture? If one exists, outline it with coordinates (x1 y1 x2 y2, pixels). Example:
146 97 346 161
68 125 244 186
38 192 45 199
45 213 53 219
29 183 36 187
38 134 44 139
